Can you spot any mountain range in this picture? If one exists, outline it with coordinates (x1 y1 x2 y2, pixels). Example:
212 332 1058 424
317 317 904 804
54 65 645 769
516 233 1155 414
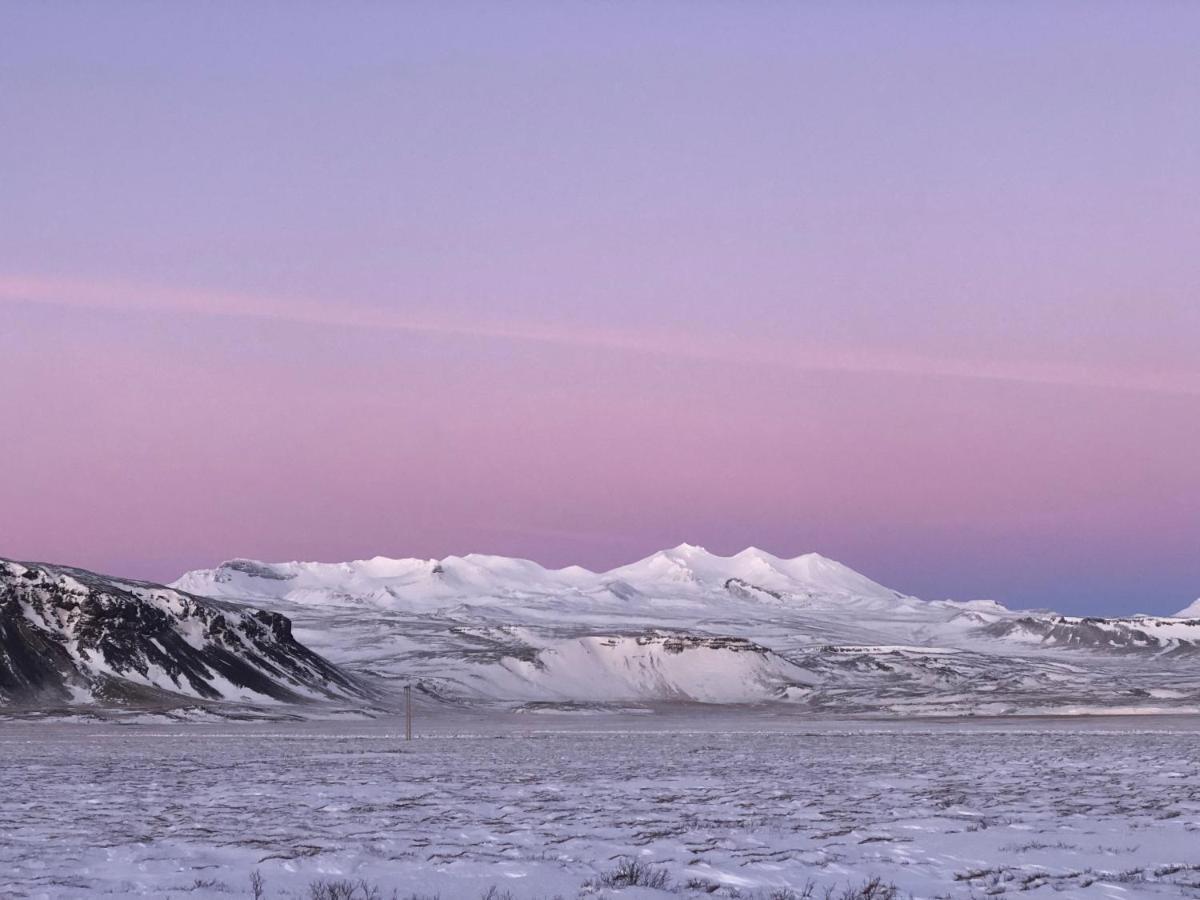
3 545 1198 717
168 544 1200 717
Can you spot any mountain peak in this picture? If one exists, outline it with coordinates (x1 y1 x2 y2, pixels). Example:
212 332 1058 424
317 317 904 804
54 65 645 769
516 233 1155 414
1175 598 1200 618
734 546 776 560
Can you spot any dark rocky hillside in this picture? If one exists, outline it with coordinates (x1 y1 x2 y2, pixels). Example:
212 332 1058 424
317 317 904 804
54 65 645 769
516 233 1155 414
0 558 367 708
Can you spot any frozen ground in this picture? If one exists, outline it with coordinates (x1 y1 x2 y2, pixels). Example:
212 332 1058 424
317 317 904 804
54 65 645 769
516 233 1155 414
3 714 1200 899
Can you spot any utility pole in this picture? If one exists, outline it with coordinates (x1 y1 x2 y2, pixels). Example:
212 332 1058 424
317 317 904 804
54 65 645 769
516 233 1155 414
404 684 413 741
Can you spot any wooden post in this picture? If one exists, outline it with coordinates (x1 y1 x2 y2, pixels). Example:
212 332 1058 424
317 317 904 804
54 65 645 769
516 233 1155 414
404 684 412 741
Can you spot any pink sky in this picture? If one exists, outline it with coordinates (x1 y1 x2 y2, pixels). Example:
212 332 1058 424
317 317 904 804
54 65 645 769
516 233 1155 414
1 4 1198 613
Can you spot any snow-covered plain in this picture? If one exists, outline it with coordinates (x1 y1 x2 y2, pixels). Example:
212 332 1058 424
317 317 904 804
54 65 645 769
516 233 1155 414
4 714 1200 899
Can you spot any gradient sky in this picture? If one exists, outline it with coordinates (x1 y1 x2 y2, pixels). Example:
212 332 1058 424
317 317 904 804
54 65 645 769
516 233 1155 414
2 3 1198 614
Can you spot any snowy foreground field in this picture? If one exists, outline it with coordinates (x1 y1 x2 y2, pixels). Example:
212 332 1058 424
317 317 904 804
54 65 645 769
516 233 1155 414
4 714 1200 900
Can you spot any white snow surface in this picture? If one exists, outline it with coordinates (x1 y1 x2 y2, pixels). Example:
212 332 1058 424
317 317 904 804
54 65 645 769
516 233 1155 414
3 715 1200 899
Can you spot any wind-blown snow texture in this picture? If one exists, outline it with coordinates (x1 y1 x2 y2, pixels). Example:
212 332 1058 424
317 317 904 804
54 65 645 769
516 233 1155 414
172 545 1200 717
0 559 365 708
2 717 1199 898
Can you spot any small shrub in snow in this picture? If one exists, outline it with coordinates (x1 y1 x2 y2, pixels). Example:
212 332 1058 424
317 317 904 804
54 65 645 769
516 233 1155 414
757 885 817 900
307 879 384 900
189 878 230 892
303 883 522 900
590 856 673 890
838 879 899 900
715 879 900 900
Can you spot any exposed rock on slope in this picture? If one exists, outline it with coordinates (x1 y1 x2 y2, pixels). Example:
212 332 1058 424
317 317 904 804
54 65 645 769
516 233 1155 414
0 559 366 707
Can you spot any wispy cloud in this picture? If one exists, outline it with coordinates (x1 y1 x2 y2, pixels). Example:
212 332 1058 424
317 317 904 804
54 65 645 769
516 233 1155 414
3 273 1198 397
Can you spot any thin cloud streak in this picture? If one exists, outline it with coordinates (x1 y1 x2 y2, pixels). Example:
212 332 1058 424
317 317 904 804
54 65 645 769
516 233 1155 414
4 274 1199 398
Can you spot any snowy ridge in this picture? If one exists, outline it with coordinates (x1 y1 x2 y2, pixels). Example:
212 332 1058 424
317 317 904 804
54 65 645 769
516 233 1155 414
174 544 907 609
0 558 366 708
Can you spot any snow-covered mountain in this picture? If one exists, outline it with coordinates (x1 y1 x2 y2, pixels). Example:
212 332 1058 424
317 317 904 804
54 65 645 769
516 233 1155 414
187 545 903 601
1176 597 1200 617
172 545 1200 716
1 558 366 710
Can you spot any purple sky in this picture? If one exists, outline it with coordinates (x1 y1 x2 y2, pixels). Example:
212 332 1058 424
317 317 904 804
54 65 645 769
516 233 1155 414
2 3 1198 614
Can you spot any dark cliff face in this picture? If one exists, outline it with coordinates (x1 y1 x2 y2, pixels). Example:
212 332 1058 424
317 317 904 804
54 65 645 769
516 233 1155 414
0 559 367 708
